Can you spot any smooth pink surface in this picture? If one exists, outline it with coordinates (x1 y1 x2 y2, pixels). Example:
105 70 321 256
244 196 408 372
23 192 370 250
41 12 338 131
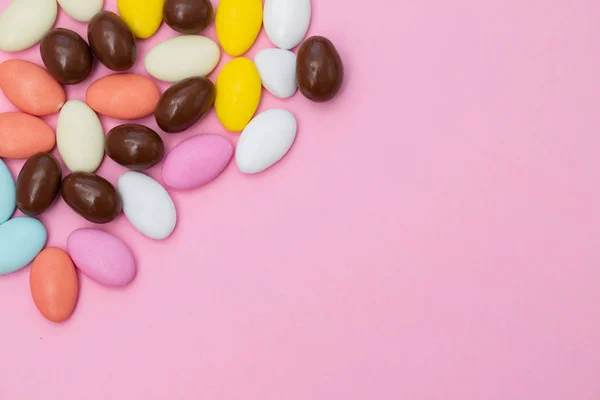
67 229 136 287
0 1 599 399
162 133 233 190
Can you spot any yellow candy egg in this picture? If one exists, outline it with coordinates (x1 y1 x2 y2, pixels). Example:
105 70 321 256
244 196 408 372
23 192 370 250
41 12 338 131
118 0 164 39
215 58 262 132
216 0 263 56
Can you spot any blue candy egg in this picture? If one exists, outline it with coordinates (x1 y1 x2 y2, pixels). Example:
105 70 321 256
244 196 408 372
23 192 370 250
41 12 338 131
0 217 47 275
0 159 16 224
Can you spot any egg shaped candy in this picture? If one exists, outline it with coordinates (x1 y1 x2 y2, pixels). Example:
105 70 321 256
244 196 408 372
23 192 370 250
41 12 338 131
0 0 57 52
106 124 164 170
62 172 122 224
58 0 103 22
30 248 78 323
88 11 136 71
0 159 16 224
16 153 62 217
264 0 311 50
0 113 55 159
215 58 261 132
297 36 344 102
163 0 213 34
40 28 94 85
118 172 177 240
215 0 262 56
0 217 47 276
118 0 164 39
254 48 297 99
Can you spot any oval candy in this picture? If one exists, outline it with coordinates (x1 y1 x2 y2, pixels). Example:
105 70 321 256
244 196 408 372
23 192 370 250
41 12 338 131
30 248 78 323
0 113 55 159
215 57 261 132
215 0 262 56
162 134 233 190
0 159 16 224
16 153 62 217
118 171 176 240
86 74 160 120
236 108 297 174
145 35 220 82
297 36 344 102
88 11 136 72
68 229 136 287
163 0 213 34
106 124 164 170
58 0 103 22
155 77 215 133
0 0 57 52
264 0 311 50
57 100 104 173
0 60 66 116
62 172 122 224
40 28 94 85
0 217 47 276
254 48 297 99
118 0 164 39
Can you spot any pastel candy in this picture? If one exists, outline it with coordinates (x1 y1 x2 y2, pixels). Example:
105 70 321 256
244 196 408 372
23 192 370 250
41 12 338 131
0 159 16 224
162 134 233 190
0 0 58 52
236 108 297 174
145 35 220 82
0 113 55 159
0 60 66 116
86 74 161 120
215 58 262 132
215 0 263 56
30 248 78 323
264 0 311 50
254 49 298 99
68 229 136 287
58 0 104 22
118 0 164 39
57 100 105 173
118 171 177 240
0 217 47 275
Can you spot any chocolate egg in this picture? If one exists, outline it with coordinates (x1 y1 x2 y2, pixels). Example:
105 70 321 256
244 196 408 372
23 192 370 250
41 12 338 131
296 36 344 102
106 124 164 170
61 172 122 224
16 153 62 216
155 77 215 133
163 0 214 34
88 11 136 72
40 28 93 85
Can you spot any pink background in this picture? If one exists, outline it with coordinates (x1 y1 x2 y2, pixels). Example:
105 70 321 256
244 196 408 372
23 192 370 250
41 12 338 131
1 0 600 398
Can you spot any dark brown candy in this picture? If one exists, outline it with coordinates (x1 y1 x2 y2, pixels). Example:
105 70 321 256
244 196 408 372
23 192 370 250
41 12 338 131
106 124 164 171
88 11 136 72
16 153 62 216
61 172 121 224
296 36 344 102
40 28 93 85
163 0 214 34
155 77 215 133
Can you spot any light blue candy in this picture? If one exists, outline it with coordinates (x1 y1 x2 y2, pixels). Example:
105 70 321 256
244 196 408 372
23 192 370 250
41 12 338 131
0 159 16 224
0 217 47 275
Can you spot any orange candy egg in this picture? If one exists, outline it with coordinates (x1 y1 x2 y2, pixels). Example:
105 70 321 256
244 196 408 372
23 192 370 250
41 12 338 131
0 112 55 159
86 73 161 120
0 60 66 116
30 248 79 323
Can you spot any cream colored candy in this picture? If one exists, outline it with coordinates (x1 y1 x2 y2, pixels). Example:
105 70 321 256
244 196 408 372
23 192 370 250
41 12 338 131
0 0 57 52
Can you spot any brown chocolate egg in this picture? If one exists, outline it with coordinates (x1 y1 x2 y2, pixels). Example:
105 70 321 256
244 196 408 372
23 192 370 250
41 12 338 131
16 153 62 216
163 0 214 34
106 124 164 170
155 77 215 133
40 28 93 85
296 36 344 102
61 172 122 224
88 11 136 72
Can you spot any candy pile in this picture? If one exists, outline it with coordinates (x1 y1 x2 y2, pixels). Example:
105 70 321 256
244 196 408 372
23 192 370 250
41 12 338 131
0 0 344 323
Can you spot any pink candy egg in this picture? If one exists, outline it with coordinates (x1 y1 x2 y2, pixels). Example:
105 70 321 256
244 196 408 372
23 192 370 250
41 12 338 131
162 133 234 190
86 73 160 120
0 60 66 116
0 112 55 159
67 229 136 287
